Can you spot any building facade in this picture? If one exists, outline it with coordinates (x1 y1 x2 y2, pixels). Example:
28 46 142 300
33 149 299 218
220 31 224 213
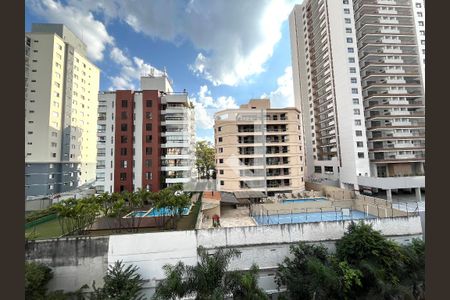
95 75 196 194
25 24 100 198
214 99 305 196
289 0 425 199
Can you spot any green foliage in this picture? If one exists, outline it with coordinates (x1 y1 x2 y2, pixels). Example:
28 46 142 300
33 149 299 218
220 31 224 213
275 243 340 300
91 261 145 300
275 222 425 299
25 206 57 223
227 264 268 300
25 261 53 300
195 141 215 179
153 186 191 229
336 221 407 297
154 246 268 300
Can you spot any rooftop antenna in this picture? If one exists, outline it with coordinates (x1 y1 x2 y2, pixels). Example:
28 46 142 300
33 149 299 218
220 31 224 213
163 66 167 77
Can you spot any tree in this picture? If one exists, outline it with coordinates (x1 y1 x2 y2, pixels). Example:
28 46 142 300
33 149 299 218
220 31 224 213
91 260 145 300
154 246 250 300
154 186 191 229
195 141 215 179
25 261 53 299
335 221 408 298
275 242 340 300
227 264 269 300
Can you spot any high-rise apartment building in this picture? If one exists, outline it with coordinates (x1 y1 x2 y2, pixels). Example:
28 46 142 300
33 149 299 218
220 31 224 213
95 74 196 193
25 24 100 198
289 0 425 199
214 99 305 196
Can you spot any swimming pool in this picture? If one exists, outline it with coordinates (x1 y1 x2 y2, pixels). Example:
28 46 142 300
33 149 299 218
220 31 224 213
124 205 192 218
129 211 150 217
253 210 376 225
147 206 191 217
282 197 328 204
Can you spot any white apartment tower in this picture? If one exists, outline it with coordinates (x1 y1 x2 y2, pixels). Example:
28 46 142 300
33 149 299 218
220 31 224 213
25 24 100 198
95 75 196 194
289 0 425 199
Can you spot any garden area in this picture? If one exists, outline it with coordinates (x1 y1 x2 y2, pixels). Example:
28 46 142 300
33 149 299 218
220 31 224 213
25 185 202 240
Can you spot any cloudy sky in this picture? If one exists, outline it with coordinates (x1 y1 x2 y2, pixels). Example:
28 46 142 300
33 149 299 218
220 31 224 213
25 0 302 142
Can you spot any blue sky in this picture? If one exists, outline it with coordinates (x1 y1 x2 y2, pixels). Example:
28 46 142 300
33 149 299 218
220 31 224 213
26 0 302 142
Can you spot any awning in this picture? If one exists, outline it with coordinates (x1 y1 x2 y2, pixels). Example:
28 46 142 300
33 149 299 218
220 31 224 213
234 191 267 199
220 192 239 205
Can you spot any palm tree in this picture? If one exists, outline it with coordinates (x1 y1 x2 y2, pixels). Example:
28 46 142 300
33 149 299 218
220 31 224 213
154 246 268 300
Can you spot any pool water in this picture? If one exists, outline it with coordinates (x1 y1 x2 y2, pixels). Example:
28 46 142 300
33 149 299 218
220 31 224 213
130 211 149 217
253 210 375 225
147 206 191 217
282 197 327 204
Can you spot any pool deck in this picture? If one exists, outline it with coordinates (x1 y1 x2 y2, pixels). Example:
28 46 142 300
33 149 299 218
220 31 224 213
200 206 256 229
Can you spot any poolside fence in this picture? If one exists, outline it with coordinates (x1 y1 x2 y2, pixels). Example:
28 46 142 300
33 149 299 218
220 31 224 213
250 201 421 225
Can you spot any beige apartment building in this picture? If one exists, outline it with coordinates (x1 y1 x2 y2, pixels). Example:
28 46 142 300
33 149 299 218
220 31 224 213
25 24 100 198
214 99 305 196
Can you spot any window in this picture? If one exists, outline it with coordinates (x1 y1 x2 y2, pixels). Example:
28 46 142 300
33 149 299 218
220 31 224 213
146 123 152 131
347 37 353 43
324 166 333 173
146 100 152 107
348 47 354 53
51 132 57 137
120 160 128 168
349 57 355 63
146 112 152 120
218 126 222 132
121 112 127 119
345 18 351 24
418 21 424 26
357 152 365 158
417 12 423 17
346 28 352 33
219 159 224 164
145 159 152 167
314 166 322 173
49 164 54 168
120 173 127 181
421 40 425 45
121 136 128 143
120 148 127 155
146 147 152 155
353 108 360 115
220 180 224 186
219 170 224 175
218 137 223 142
344 8 350 14
416 3 421 8
357 141 364 148
352 88 358 94
146 135 152 142
343 0 349 3
51 142 57 148
219 148 223 153
420 30 425 35
353 98 359 104
355 130 363 136
121 124 127 131
350 67 356 73
51 153 57 158
351 77 357 83
121 100 128 108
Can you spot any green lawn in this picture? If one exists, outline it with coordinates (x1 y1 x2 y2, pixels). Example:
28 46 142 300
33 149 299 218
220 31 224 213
25 217 63 240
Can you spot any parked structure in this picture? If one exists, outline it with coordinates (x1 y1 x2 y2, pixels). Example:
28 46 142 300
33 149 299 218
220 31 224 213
25 24 100 198
289 0 425 200
95 74 196 193
214 99 305 196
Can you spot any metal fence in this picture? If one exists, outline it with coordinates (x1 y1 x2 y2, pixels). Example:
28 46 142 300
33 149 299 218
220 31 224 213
250 202 421 226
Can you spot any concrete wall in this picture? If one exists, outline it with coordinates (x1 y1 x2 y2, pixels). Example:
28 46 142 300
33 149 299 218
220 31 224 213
26 217 422 297
25 237 109 293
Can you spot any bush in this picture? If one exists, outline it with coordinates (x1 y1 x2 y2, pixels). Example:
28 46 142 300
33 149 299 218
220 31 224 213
25 261 53 300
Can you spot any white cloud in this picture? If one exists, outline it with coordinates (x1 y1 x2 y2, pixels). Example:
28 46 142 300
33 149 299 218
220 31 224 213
261 66 295 108
189 85 238 130
60 0 297 86
27 0 114 61
110 47 131 66
108 47 165 90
